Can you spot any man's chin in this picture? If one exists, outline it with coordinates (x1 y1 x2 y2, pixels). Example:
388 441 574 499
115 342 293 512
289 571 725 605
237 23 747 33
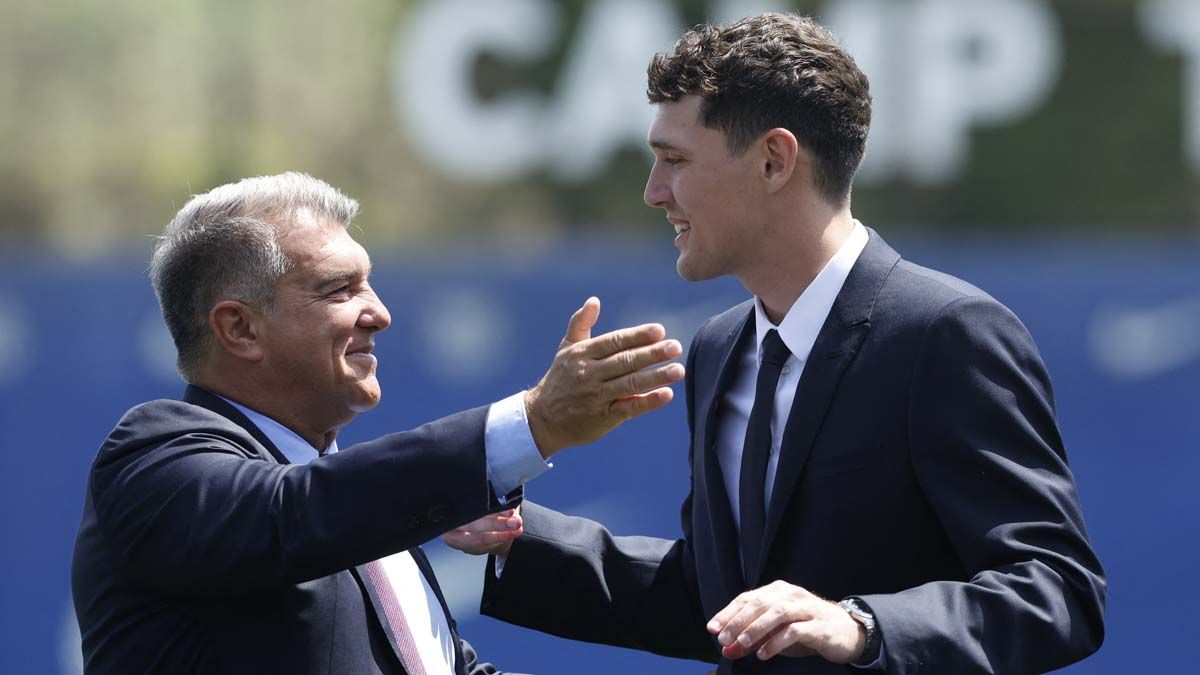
348 379 383 412
676 255 719 282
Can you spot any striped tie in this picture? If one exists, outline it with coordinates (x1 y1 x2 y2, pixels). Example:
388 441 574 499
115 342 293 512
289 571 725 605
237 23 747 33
361 559 429 675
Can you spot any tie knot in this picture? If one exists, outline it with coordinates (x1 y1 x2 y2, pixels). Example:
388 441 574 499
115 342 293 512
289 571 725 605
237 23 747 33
760 329 791 367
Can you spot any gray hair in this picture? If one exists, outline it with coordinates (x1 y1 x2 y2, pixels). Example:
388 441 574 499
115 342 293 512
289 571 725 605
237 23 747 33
150 172 359 380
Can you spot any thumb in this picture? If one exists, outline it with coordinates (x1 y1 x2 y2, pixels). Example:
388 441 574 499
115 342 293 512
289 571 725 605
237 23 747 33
561 296 600 347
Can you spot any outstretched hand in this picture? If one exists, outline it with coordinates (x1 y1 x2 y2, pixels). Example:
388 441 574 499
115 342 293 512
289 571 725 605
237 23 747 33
524 297 684 457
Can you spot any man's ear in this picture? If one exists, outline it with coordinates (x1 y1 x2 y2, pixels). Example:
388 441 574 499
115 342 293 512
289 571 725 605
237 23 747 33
759 128 801 194
209 300 265 362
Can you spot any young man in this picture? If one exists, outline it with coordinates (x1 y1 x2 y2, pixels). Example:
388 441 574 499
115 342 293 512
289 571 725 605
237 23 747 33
450 13 1105 675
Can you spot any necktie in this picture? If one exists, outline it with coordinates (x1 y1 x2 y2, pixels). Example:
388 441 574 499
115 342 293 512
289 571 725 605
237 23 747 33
361 558 430 675
739 329 791 583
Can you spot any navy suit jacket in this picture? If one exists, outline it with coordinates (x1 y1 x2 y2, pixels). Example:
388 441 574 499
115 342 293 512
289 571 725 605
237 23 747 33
482 232 1106 674
73 385 513 674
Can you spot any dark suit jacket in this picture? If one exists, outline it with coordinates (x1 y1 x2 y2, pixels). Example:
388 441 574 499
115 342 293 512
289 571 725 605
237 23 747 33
73 385 514 675
482 232 1106 674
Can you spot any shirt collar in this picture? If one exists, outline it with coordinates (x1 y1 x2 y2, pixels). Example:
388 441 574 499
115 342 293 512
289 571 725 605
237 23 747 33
753 220 869 365
219 396 338 465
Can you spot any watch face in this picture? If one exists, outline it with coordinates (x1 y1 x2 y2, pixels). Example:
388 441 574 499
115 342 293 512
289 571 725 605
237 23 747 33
841 599 875 626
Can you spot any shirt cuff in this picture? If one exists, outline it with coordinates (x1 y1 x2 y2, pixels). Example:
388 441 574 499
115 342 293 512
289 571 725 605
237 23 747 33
485 391 550 499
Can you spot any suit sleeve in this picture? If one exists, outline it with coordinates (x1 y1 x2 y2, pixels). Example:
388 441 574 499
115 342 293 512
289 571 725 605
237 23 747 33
89 404 512 594
480 502 717 663
479 335 720 663
859 296 1106 674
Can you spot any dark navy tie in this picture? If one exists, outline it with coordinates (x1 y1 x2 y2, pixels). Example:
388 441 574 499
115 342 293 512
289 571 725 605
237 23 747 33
739 329 791 582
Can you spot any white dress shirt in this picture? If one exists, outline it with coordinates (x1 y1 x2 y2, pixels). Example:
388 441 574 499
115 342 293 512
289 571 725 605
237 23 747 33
714 222 883 669
223 393 546 675
715 220 868 533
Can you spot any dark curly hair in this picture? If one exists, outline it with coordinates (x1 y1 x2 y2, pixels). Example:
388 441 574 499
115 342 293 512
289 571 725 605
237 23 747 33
647 13 871 206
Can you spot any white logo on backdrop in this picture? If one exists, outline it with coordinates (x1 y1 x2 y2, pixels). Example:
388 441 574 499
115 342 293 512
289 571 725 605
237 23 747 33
421 289 513 384
1141 0 1200 174
393 0 1065 185
0 295 31 386
1088 294 1200 378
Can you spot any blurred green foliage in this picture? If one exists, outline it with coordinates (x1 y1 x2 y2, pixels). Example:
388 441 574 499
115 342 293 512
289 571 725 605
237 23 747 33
0 0 1195 259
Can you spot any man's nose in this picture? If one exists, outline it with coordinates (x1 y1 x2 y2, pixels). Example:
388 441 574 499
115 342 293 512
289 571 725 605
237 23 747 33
360 292 392 332
644 170 671 209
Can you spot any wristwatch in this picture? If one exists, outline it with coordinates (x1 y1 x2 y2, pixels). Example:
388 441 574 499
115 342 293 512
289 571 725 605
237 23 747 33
839 597 882 667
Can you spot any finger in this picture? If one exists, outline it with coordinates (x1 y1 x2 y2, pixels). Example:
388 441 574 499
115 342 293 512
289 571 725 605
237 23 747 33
608 387 675 420
562 297 601 347
444 523 523 550
443 526 523 554
593 339 683 381
716 605 774 658
483 513 522 530
581 323 666 359
604 363 685 400
756 622 817 660
453 513 522 535
732 603 811 656
444 527 524 546
712 596 770 648
708 593 751 635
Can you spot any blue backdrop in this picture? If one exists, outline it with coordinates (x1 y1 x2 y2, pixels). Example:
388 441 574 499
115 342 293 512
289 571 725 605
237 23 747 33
1 235 1196 674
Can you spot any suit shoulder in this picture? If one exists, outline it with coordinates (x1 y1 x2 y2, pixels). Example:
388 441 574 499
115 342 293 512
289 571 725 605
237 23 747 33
882 258 1015 323
881 258 1040 364
98 398 260 462
890 258 991 304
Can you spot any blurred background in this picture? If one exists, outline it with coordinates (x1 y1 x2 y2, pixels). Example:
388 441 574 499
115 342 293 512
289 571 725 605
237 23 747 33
1 0 1197 673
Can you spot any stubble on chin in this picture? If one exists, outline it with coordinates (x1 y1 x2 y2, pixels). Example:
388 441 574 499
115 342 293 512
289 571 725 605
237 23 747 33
676 254 721 283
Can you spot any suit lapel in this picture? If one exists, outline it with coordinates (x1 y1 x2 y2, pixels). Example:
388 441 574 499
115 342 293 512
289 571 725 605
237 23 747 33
185 385 419 672
182 385 289 465
695 303 756 591
752 231 901 586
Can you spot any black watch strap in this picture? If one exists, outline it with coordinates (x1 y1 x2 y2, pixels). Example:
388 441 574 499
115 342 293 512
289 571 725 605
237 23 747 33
841 597 882 667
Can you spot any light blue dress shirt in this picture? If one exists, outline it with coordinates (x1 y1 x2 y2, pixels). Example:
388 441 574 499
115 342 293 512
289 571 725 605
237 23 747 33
219 392 546 673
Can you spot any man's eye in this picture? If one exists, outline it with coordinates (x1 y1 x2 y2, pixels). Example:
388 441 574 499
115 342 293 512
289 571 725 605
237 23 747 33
663 157 684 166
329 285 352 296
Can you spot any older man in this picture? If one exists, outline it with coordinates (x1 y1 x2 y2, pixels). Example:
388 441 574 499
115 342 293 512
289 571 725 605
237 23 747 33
71 172 685 674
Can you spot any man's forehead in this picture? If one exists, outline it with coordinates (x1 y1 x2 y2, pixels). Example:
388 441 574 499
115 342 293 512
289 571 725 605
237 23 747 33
278 220 368 277
647 96 709 148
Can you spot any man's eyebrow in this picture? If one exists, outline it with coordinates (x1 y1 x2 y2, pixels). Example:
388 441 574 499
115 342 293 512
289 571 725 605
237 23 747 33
648 139 685 152
314 268 364 289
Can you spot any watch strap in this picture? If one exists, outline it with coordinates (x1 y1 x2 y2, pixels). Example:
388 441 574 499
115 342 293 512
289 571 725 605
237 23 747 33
840 597 882 667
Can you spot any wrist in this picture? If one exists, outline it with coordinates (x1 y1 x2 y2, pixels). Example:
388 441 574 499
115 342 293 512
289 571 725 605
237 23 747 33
850 617 867 660
523 388 560 459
